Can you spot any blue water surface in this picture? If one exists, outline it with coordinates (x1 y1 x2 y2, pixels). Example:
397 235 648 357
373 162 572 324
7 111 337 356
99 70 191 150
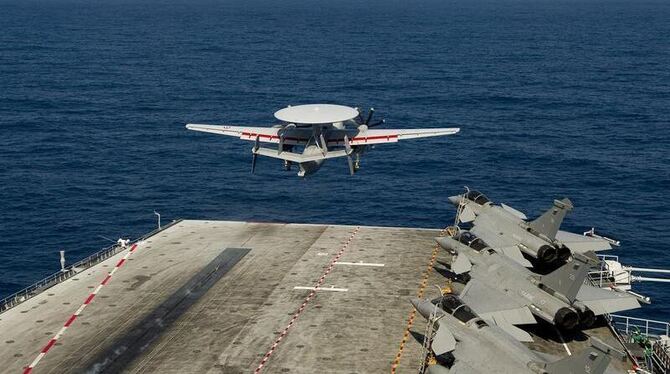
1 0 669 320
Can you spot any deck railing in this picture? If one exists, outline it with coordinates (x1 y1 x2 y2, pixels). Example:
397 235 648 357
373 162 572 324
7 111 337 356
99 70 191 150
0 219 182 313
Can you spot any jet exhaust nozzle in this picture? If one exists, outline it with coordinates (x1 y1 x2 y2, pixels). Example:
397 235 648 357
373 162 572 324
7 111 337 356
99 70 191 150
578 308 596 329
557 245 571 262
536 244 558 264
554 307 580 330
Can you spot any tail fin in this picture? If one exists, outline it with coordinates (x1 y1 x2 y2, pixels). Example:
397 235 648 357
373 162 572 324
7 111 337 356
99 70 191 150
545 338 614 374
529 198 573 240
540 256 589 303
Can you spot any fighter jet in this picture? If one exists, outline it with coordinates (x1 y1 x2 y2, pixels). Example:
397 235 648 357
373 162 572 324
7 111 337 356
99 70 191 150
411 295 616 374
437 234 639 334
448 189 613 265
186 104 460 177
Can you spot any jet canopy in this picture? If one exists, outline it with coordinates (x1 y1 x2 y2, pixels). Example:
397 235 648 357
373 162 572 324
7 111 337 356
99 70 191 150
465 190 491 205
457 231 488 252
438 295 486 326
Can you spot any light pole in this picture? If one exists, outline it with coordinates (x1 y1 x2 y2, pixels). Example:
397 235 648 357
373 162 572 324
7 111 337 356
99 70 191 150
154 210 161 230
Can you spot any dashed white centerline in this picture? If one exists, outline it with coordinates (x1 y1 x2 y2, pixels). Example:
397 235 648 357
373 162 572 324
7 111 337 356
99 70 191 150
336 261 384 267
293 286 348 292
23 243 141 374
254 226 361 373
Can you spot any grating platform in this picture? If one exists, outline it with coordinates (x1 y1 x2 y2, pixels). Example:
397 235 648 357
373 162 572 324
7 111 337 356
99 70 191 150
0 220 634 373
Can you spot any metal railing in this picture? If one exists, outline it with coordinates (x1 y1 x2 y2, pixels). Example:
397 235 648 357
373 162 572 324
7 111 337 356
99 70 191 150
609 314 670 374
610 315 670 340
0 219 182 313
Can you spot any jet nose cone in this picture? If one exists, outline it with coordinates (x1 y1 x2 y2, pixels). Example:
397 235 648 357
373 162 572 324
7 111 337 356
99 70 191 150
410 298 433 320
435 236 456 252
448 195 462 206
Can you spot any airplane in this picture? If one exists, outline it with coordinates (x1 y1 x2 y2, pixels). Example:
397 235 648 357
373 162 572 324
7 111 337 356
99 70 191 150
411 295 617 374
186 104 460 177
436 233 640 334
448 189 614 265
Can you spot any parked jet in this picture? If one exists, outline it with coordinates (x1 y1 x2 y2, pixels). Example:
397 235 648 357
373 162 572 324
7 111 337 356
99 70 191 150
437 234 639 333
186 104 460 177
411 295 616 374
448 189 613 265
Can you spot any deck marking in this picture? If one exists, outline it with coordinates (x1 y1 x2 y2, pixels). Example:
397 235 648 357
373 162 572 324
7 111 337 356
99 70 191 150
22 243 139 374
554 327 572 356
391 227 447 373
293 286 349 292
254 227 361 373
336 261 384 267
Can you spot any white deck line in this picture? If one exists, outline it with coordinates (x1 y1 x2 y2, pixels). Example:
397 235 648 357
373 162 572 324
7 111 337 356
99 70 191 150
335 261 385 267
293 286 348 292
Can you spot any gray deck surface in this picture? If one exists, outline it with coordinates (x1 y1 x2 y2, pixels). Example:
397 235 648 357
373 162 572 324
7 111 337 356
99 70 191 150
0 220 633 373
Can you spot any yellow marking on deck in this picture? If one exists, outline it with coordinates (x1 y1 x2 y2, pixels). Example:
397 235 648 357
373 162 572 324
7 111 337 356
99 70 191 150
391 227 447 373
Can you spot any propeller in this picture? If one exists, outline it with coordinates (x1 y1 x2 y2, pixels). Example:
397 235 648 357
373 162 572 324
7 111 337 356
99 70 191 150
344 134 355 175
355 108 385 131
251 135 260 173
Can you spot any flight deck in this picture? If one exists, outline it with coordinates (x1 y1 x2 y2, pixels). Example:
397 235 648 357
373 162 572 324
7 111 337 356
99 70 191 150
1 220 634 373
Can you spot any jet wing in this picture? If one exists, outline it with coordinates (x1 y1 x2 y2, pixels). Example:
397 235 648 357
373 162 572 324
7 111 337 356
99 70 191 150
556 230 612 253
186 124 312 145
348 128 460 146
460 279 536 341
470 224 532 268
576 284 640 315
471 219 519 248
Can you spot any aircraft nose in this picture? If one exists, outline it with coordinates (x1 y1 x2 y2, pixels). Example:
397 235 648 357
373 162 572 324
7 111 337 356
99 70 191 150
410 298 433 320
448 195 462 206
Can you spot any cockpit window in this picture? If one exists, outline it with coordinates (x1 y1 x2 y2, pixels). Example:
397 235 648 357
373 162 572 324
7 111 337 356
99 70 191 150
440 295 478 323
465 190 491 205
458 231 477 245
469 238 488 251
457 232 488 251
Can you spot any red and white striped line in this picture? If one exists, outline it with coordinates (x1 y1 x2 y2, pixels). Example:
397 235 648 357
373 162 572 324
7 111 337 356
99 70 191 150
23 243 140 374
254 227 360 373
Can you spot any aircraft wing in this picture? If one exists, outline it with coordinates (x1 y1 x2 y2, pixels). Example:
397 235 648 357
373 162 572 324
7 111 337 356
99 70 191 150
186 124 312 145
470 223 532 268
460 279 536 341
556 230 612 253
471 218 519 248
348 128 460 146
576 284 640 315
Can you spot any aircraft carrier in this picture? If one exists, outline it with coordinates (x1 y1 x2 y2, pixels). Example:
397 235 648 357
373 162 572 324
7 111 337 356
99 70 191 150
2 218 664 373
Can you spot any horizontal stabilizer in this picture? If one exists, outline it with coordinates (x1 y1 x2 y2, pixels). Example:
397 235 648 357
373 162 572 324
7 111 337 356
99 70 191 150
576 284 641 315
254 147 350 163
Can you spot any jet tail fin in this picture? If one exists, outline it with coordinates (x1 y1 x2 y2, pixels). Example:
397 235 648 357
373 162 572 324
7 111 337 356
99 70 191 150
544 338 615 374
528 198 573 240
540 256 590 303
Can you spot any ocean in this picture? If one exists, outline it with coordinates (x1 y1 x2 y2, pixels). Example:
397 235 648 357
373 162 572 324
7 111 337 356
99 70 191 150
1 0 668 320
